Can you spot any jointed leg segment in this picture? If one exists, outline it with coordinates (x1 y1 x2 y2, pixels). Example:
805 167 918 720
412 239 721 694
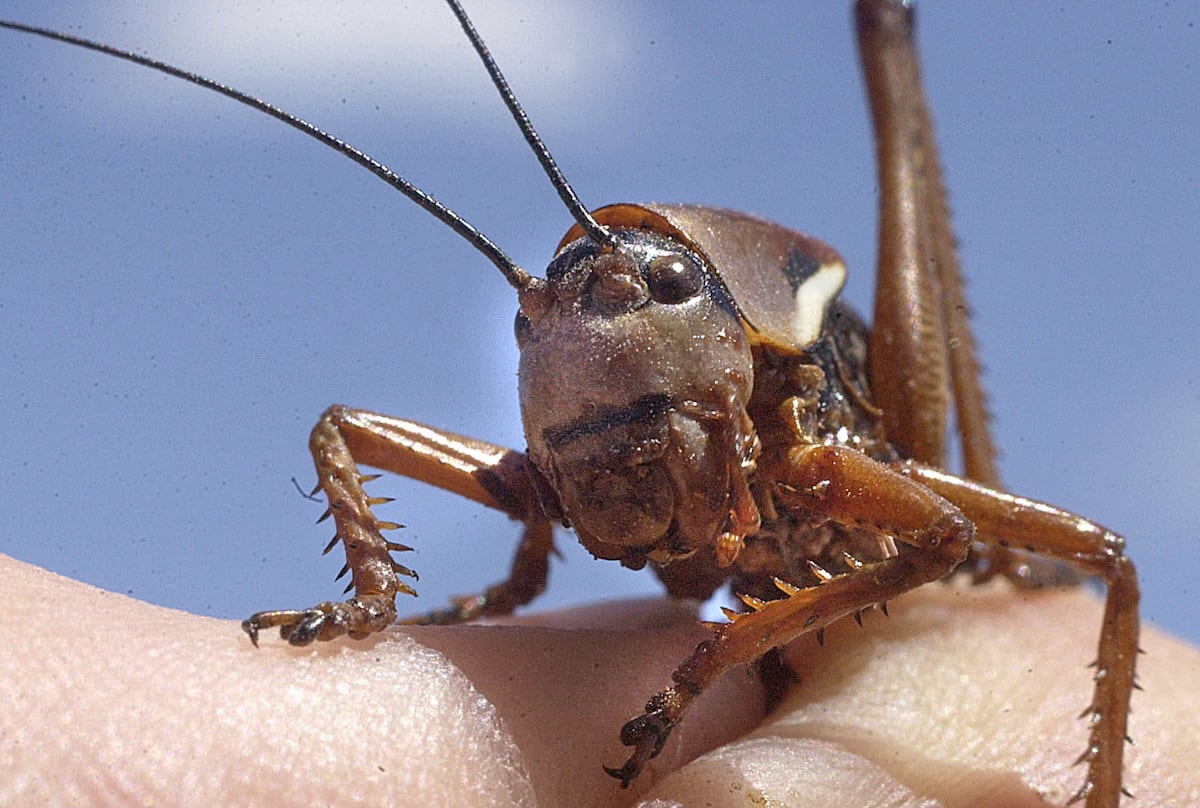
243 404 551 645
856 2 1137 802
401 518 554 626
606 444 975 785
901 463 1139 806
608 447 1139 807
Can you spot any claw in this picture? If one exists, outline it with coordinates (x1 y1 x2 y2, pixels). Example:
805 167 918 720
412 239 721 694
241 595 397 646
605 709 672 788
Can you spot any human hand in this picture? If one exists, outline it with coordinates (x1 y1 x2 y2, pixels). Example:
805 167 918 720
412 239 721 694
2 552 1195 806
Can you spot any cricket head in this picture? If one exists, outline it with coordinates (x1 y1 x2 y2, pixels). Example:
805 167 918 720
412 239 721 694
515 226 760 568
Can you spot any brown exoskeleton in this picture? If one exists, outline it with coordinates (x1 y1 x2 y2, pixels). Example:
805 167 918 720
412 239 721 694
1 1 1140 805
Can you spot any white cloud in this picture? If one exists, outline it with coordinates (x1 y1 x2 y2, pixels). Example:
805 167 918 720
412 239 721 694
39 0 642 136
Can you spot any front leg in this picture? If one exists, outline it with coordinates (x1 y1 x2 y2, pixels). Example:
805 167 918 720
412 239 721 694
243 404 552 645
606 444 974 785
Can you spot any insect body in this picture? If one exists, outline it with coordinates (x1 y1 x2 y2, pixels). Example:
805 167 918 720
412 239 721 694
1 2 1141 806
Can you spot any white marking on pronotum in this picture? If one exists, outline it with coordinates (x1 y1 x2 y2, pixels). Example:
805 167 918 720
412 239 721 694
791 261 847 345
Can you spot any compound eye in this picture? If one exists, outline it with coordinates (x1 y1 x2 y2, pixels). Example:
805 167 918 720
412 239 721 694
514 311 532 345
645 253 704 304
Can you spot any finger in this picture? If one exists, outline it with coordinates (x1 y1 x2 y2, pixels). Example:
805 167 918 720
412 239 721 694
639 582 1200 807
0 554 764 806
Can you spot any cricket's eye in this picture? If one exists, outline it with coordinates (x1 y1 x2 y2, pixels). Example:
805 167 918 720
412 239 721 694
514 311 532 345
646 254 704 305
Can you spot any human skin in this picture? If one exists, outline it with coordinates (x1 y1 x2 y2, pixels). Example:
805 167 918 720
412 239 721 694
1 552 1196 807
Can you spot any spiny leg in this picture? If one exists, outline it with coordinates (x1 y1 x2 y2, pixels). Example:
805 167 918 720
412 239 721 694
901 463 1139 808
858 0 1073 589
242 409 414 645
605 444 974 785
243 405 549 645
858 0 953 468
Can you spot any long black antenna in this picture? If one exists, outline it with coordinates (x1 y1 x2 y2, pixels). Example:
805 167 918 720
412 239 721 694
444 0 619 252
0 18 538 292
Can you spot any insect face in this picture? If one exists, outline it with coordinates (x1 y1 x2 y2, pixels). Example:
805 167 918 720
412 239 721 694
517 229 757 564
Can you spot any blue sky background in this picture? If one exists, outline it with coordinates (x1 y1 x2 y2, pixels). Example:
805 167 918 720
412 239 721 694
2 3 1197 647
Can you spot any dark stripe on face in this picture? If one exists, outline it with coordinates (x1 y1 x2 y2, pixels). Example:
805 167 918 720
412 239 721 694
542 393 672 449
781 247 821 295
